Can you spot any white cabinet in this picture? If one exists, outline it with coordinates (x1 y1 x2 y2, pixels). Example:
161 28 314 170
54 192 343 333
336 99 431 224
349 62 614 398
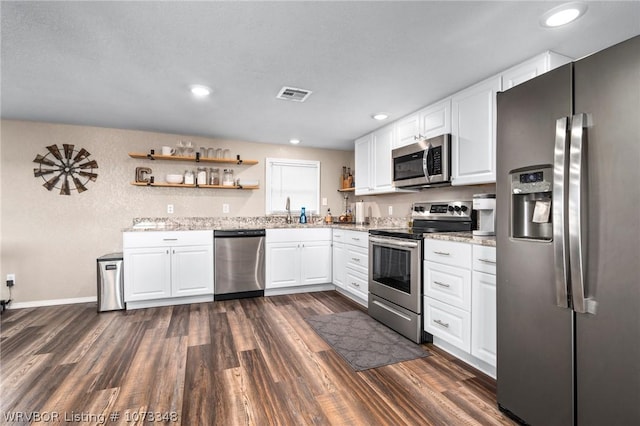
123 231 214 308
451 76 502 186
266 229 332 290
394 98 452 149
471 246 497 366
424 240 472 352
124 247 171 301
355 124 410 195
332 228 368 306
501 51 572 90
354 134 372 195
424 238 497 376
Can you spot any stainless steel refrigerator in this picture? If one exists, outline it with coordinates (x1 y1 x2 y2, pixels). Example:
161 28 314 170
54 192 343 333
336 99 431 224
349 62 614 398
496 36 640 425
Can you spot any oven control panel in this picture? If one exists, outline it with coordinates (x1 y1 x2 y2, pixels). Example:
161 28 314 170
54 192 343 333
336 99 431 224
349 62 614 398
412 201 472 220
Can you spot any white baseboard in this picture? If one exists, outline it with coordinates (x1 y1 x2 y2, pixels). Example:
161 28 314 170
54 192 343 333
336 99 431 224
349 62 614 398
7 296 97 310
125 294 214 310
264 283 335 297
432 337 496 379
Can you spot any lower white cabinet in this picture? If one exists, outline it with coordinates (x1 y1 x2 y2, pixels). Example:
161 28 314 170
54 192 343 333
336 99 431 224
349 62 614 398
123 231 214 307
332 229 368 305
471 245 497 366
266 229 332 290
423 238 497 374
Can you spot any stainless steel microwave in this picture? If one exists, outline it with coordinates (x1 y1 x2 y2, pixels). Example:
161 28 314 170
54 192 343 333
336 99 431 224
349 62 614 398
392 134 451 188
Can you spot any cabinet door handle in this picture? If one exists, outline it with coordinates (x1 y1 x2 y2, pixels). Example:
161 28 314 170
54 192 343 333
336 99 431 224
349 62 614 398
434 281 450 288
478 258 496 264
433 251 451 256
163 238 178 241
166 249 169 254
434 319 450 328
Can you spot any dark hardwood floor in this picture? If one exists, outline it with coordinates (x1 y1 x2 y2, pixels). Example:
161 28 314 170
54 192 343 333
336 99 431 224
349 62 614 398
0 291 515 425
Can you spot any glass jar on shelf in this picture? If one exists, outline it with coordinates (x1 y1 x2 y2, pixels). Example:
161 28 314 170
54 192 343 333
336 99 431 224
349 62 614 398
209 168 220 185
184 170 195 185
222 169 234 186
196 167 207 186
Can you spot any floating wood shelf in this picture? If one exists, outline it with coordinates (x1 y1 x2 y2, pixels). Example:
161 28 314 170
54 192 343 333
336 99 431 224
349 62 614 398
130 182 259 190
337 187 355 192
128 152 259 165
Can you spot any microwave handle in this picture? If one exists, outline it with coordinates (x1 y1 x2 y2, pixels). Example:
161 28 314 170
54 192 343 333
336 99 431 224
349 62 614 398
422 143 432 182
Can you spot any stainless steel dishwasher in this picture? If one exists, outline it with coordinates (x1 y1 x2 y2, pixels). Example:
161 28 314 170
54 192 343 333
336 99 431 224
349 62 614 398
214 229 265 300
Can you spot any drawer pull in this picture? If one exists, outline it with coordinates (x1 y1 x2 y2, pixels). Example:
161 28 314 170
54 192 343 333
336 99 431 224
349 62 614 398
163 238 178 241
434 281 451 288
352 237 360 241
351 282 360 287
351 257 360 262
478 258 496 264
433 251 451 256
434 319 450 328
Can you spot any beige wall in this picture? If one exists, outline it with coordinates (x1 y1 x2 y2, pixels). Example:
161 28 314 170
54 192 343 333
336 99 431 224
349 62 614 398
0 120 353 304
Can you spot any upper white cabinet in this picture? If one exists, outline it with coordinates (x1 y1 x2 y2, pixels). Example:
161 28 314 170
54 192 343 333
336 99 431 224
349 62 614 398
450 76 502 186
354 50 572 191
355 123 408 195
395 98 452 149
354 134 372 194
501 51 572 90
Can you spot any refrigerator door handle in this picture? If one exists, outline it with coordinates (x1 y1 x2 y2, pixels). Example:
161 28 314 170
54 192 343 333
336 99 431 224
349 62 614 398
553 116 571 308
568 113 595 314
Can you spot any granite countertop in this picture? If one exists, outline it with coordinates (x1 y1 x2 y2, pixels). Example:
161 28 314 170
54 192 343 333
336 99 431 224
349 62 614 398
124 217 399 233
123 217 495 246
424 232 496 247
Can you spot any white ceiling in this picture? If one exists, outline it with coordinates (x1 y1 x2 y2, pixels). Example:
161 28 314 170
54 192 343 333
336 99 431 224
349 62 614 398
2 1 639 151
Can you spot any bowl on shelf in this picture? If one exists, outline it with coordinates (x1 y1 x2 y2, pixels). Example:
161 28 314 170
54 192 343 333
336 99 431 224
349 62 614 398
165 174 184 184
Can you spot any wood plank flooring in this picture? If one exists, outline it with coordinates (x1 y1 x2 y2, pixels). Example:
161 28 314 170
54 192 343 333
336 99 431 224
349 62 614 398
0 291 516 425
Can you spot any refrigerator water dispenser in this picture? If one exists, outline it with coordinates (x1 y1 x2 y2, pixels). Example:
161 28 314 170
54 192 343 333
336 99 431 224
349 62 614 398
510 166 553 241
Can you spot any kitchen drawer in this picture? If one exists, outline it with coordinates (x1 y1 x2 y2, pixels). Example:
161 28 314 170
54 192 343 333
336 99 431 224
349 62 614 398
424 239 471 268
473 245 496 275
267 228 331 243
424 296 471 352
345 268 368 300
424 261 471 311
123 230 213 248
345 245 368 275
343 230 368 248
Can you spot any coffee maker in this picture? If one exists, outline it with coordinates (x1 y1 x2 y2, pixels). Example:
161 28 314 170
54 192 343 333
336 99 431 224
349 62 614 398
473 193 496 236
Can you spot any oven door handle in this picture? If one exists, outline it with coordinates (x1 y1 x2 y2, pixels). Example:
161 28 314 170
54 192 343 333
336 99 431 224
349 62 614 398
369 236 419 249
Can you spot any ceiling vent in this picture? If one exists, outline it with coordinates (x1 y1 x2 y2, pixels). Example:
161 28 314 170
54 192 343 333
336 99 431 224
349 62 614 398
276 86 312 102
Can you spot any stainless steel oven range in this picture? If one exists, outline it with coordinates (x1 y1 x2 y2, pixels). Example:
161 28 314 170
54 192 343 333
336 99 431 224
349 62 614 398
368 201 473 343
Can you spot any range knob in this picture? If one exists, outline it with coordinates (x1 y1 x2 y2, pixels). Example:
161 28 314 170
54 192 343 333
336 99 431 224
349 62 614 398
447 205 455 212
454 205 461 212
461 205 468 212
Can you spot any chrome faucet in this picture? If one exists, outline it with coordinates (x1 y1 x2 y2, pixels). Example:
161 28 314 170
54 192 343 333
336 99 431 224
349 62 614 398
285 197 292 224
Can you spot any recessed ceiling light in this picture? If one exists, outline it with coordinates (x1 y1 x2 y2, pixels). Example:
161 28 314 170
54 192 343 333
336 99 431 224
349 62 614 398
540 2 587 28
289 139 301 145
372 113 389 121
189 85 211 98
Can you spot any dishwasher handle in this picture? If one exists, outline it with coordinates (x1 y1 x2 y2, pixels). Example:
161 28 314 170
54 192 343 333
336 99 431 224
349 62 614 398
214 229 266 238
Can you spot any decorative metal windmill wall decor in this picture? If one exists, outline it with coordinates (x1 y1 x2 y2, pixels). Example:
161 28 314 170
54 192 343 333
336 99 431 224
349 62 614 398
33 144 98 195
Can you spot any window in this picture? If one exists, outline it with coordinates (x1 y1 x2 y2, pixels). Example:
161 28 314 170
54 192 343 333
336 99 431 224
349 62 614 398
266 158 320 214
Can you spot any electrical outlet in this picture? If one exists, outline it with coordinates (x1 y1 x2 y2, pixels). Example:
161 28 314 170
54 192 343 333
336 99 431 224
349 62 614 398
6 274 15 287
322 197 328 206
388 205 393 215
222 203 230 213
167 204 174 214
